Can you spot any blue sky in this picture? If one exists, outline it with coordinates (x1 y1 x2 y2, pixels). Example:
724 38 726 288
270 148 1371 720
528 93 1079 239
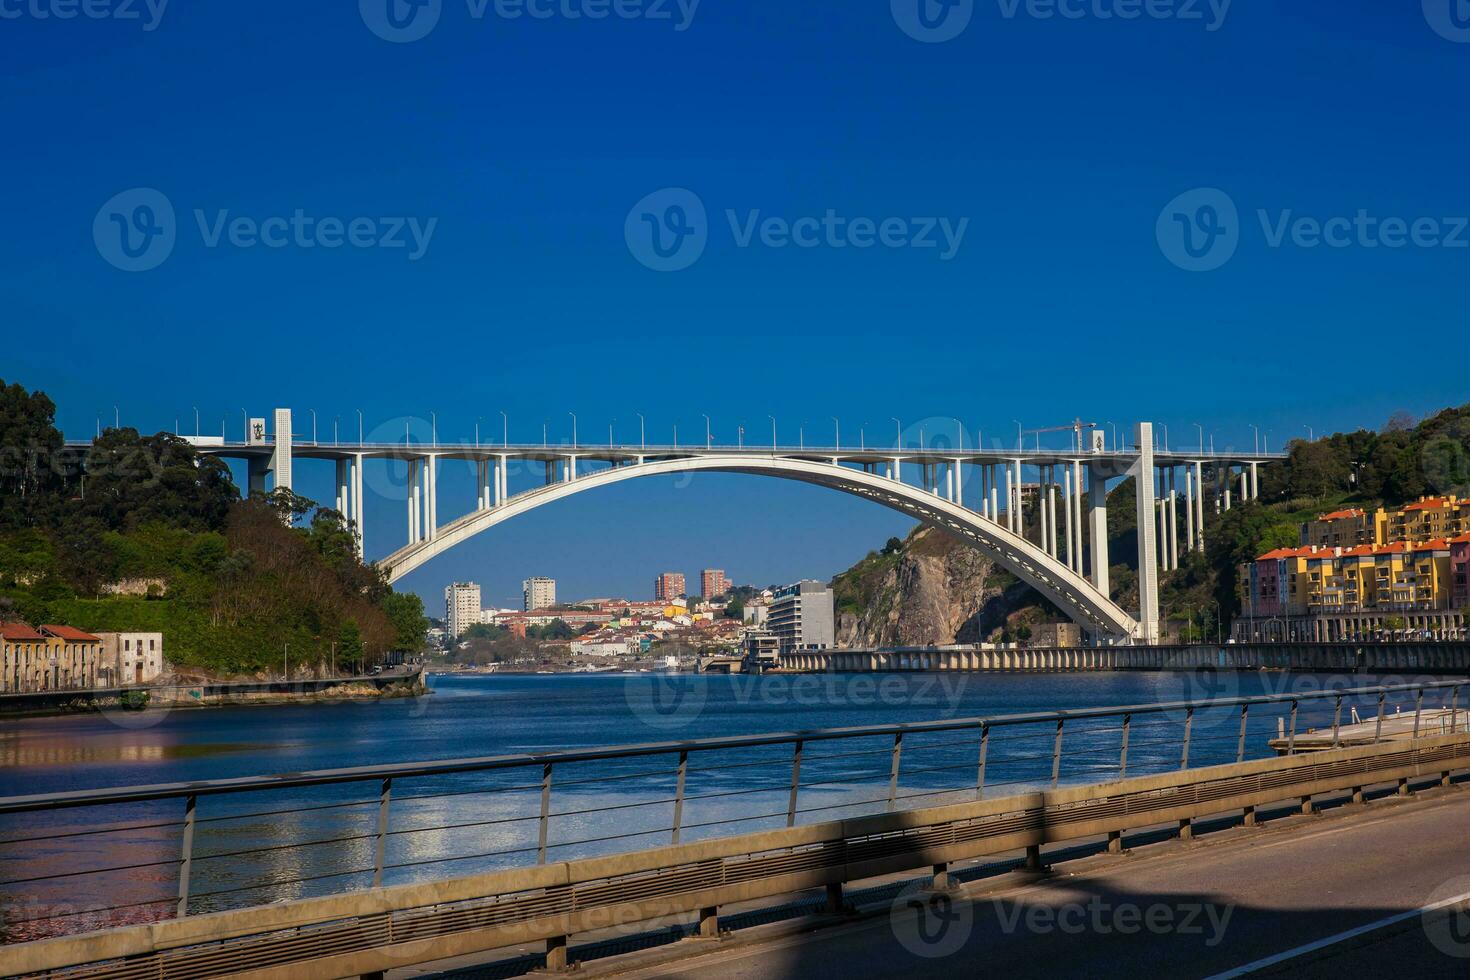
3 1 1468 609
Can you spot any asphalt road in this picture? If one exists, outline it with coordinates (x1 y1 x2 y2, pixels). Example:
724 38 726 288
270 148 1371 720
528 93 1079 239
617 787 1470 980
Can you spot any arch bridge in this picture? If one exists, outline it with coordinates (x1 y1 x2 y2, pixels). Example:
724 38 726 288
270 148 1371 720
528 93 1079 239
67 412 1284 644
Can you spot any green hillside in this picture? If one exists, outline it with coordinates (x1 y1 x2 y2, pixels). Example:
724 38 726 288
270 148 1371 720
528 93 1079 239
0 380 426 676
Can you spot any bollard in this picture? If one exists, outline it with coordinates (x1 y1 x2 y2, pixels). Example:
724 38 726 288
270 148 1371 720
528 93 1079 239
1398 777 1410 797
1243 805 1257 827
931 862 952 890
1024 844 1043 871
1107 830 1124 854
697 906 720 939
1301 795 1314 815
1178 818 1193 840
1352 786 1364 804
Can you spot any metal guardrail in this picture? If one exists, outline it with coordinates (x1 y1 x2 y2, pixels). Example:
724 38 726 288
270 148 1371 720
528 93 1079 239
0 680 1463 945
9 726 1470 980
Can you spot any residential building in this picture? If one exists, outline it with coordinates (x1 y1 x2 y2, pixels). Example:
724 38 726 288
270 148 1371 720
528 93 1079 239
444 582 482 640
654 572 686 601
1 623 104 693
742 602 769 627
523 577 556 611
1453 533 1470 611
741 629 780 670
701 569 730 599
1301 508 1371 548
1299 495 1470 549
570 637 636 658
97 632 164 686
768 580 835 656
1235 542 1465 641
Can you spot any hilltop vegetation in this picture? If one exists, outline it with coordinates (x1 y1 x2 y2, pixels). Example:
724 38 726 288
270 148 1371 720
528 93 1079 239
0 380 426 676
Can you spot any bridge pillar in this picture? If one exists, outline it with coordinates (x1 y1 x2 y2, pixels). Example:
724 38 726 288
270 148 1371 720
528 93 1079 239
1087 461 1110 598
426 454 437 539
990 466 1000 524
476 459 489 510
1193 461 1205 551
352 454 365 555
335 458 348 515
1133 423 1160 644
247 456 270 496
271 408 293 492
497 454 508 505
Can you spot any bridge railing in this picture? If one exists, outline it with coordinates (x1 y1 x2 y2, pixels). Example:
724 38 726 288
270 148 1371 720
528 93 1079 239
0 679 1462 944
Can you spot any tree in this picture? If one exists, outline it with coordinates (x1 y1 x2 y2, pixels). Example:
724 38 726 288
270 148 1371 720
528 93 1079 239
80 429 235 532
382 592 428 651
338 619 364 672
0 379 65 528
882 537 904 555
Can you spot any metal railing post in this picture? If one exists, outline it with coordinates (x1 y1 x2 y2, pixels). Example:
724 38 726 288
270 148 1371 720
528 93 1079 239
1236 704 1248 763
888 732 903 810
1332 695 1343 749
786 741 803 828
1375 693 1385 744
672 751 687 844
1180 707 1193 770
176 794 196 918
1413 688 1424 740
1287 700 1299 755
1051 719 1064 787
1119 714 1131 778
976 724 989 799
1453 686 1462 735
538 763 553 864
373 778 391 887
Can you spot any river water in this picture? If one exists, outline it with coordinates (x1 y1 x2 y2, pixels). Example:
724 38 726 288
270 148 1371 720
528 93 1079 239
0 670 1435 941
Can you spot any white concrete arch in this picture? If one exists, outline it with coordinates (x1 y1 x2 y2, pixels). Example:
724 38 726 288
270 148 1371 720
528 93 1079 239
378 455 1141 640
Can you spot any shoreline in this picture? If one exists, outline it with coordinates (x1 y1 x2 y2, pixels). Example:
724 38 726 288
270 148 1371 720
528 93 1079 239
0 670 428 718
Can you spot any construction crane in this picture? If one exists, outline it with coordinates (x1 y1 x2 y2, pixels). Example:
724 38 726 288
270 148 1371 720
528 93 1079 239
1022 418 1099 453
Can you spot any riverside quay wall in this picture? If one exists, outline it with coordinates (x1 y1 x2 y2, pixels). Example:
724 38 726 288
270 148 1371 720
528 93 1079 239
780 642 1470 674
0 669 427 717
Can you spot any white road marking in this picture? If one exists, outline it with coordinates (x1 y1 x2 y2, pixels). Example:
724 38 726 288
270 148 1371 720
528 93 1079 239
1204 888 1470 978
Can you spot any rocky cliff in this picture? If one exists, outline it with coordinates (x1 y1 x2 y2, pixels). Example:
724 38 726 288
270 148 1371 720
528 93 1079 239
830 525 1049 647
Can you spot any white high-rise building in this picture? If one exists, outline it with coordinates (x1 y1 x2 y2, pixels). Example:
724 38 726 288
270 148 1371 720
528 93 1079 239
444 582 482 640
523 577 556 611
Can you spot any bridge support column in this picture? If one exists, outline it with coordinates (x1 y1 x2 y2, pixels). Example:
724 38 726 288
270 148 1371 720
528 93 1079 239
352 454 365 555
425 454 437 540
989 466 999 523
1087 461 1109 599
1039 467 1050 553
477 459 490 510
952 458 963 508
497 454 507 505
1168 473 1179 569
1184 466 1195 552
270 407 293 492
1063 466 1075 570
1250 461 1259 500
1193 461 1205 552
1223 465 1232 510
1133 423 1159 644
335 458 348 515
